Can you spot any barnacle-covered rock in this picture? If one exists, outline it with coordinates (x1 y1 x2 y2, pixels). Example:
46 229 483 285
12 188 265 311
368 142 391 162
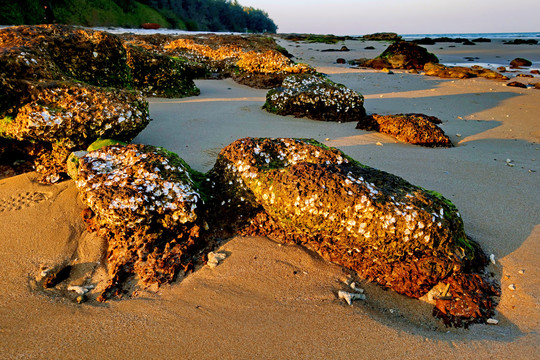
263 74 366 122
0 79 150 182
74 144 205 300
210 137 498 326
0 24 131 88
424 63 509 80
125 44 200 98
356 113 452 147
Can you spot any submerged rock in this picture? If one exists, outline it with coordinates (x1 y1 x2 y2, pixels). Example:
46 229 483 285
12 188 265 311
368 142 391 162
210 137 499 326
263 74 366 122
356 113 452 147
73 143 205 300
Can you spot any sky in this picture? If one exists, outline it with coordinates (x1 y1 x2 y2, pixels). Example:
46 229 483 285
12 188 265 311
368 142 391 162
239 0 540 35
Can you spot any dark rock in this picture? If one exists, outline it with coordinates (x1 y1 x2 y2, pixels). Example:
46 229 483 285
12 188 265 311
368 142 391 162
510 57 532 68
125 44 199 98
376 41 439 69
534 82 540 90
362 32 402 41
364 46 376 50
517 73 534 78
504 39 538 45
211 137 499 326
263 74 366 122
141 23 161 29
497 66 506 72
462 40 476 46
471 38 491 42
336 58 346 64
506 81 527 88
356 113 452 147
321 46 350 52
531 70 540 75
413 37 436 45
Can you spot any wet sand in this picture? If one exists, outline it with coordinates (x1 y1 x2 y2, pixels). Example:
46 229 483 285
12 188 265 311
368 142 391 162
0 39 539 359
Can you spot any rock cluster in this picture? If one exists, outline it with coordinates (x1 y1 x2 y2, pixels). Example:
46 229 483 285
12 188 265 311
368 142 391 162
423 63 509 80
362 33 402 41
356 113 452 147
263 74 366 122
361 41 439 70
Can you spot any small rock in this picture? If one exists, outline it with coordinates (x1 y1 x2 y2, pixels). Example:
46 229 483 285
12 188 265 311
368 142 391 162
508 284 516 291
338 290 366 305
486 318 499 325
376 142 383 146
456 134 462 137
518 269 525 274
207 251 227 268
76 295 88 304
349 282 364 293
490 254 496 265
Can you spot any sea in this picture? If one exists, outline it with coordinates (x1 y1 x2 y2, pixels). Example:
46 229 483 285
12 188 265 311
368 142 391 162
401 32 540 41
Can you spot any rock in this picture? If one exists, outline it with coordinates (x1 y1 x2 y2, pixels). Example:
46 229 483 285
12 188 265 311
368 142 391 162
497 66 506 72
506 81 527 88
424 63 508 80
510 58 532 68
517 74 534 78
412 38 436 45
212 138 494 304
356 113 452 147
534 83 540 90
362 33 402 41
74 143 205 301
263 74 366 122
338 290 366 305
364 46 376 50
141 23 161 29
375 41 439 70
472 38 491 43
125 44 200 98
0 80 150 182
462 39 476 46
508 284 516 290
336 58 346 64
486 318 499 325
531 70 540 75
504 39 538 45
321 46 350 52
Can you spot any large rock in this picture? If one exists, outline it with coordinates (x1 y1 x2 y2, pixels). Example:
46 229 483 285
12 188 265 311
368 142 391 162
210 137 499 326
509 57 532 68
0 79 150 182
73 143 205 300
356 113 452 147
376 41 439 70
263 74 366 122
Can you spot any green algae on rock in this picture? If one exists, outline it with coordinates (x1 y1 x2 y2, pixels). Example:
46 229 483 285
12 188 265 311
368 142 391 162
263 74 366 122
356 113 453 147
210 137 499 326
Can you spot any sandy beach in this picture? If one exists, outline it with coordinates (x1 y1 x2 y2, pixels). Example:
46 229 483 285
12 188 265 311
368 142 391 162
1 37 539 359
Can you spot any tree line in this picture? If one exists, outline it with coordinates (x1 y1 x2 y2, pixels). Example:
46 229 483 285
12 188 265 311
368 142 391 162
0 0 277 33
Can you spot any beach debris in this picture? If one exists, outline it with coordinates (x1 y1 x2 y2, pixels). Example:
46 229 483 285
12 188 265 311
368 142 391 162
505 159 515 167
67 284 94 295
508 284 516 291
356 113 452 147
490 254 496 264
207 251 227 268
518 269 525 275
349 282 364 293
486 318 499 325
264 73 366 122
456 134 462 137
338 290 366 305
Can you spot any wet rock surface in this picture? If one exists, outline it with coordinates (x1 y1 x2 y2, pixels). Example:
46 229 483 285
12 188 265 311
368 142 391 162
263 74 366 122
356 113 452 147
362 41 439 70
209 137 499 327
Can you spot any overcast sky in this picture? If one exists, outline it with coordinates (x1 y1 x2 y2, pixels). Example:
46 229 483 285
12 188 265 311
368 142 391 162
239 0 539 35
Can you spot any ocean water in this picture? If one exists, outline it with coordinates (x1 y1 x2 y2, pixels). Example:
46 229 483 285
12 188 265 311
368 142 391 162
401 32 540 41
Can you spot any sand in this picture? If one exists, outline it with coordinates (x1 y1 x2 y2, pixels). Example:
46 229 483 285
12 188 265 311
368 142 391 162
1 38 539 359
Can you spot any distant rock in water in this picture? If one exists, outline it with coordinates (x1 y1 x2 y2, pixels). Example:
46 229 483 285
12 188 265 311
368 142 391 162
504 39 538 45
356 113 452 147
263 73 366 122
510 57 532 68
362 32 402 41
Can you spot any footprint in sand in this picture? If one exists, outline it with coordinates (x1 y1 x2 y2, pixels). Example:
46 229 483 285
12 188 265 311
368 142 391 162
0 191 51 212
